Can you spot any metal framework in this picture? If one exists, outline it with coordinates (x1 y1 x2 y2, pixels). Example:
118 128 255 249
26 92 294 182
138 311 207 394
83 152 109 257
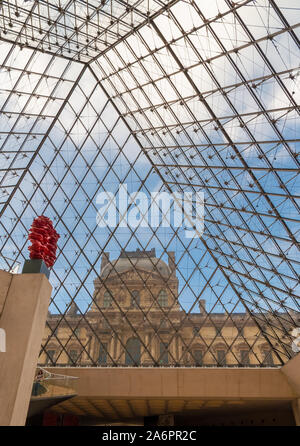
0 0 299 367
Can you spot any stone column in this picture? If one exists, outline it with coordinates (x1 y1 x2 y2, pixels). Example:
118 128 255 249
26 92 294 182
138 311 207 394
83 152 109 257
0 271 52 425
177 335 182 363
115 336 121 362
153 335 157 364
108 336 114 364
89 334 98 363
171 336 177 364
144 333 154 365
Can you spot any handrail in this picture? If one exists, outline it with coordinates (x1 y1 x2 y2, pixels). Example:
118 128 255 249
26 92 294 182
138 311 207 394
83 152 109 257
34 367 78 381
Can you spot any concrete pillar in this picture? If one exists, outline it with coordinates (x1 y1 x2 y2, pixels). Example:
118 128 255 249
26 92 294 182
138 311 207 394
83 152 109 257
0 270 11 316
281 351 300 426
292 399 300 426
0 271 52 425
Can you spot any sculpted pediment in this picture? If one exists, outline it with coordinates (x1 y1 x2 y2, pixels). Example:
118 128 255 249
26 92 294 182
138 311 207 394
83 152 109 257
104 267 163 283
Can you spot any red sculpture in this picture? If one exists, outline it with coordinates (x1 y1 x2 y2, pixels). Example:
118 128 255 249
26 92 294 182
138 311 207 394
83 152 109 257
28 216 60 268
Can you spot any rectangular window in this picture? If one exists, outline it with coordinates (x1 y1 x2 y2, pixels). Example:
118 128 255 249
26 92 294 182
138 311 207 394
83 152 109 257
159 342 168 365
217 350 226 365
98 343 108 365
158 290 168 307
241 350 249 365
69 349 78 365
194 350 203 366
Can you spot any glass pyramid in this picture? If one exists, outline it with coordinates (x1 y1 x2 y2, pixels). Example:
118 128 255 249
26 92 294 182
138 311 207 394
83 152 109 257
0 0 299 367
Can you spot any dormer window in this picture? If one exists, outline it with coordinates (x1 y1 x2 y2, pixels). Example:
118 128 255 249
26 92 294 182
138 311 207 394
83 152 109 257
158 289 168 307
103 291 113 308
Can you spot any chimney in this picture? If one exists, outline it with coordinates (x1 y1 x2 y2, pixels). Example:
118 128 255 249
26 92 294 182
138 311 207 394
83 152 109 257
199 299 206 314
68 301 79 316
167 251 176 275
100 252 110 273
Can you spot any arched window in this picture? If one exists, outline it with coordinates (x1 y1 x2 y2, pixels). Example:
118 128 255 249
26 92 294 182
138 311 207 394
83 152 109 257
131 290 140 308
125 338 141 365
103 291 112 308
158 289 168 307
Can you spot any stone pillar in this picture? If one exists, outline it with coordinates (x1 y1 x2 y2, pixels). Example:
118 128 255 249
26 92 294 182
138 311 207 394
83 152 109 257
171 336 177 364
0 271 52 425
292 399 300 426
115 337 121 362
152 335 158 363
108 337 114 363
177 335 183 362
89 334 98 363
144 333 149 363
175 334 179 362
143 333 154 365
